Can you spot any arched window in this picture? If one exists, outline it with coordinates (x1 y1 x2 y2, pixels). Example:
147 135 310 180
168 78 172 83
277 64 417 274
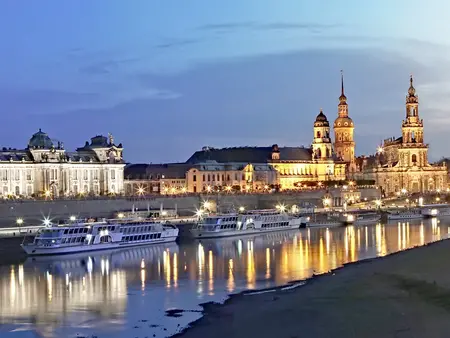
317 131 321 138
316 148 322 158
412 154 417 163
411 131 415 142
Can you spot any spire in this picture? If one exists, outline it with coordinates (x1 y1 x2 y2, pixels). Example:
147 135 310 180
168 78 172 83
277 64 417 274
406 74 418 103
339 70 347 104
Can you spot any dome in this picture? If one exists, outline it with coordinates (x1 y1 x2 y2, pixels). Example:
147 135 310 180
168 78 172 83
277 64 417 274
334 116 354 128
314 110 329 126
28 129 53 149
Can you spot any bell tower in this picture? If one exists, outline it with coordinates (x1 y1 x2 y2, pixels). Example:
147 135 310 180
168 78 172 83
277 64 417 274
398 75 428 168
312 109 333 159
333 71 356 171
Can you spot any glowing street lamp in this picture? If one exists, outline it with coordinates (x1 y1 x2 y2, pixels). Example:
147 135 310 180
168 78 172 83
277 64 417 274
375 200 382 208
263 185 269 191
44 190 51 198
206 186 212 193
418 197 424 206
16 218 23 226
276 204 286 212
69 215 76 222
436 197 441 202
181 187 187 193
401 188 407 195
225 185 232 193
42 217 51 227
377 146 384 154
195 208 204 219
118 213 125 219
203 201 212 211
137 186 145 196
323 198 331 208
238 206 245 212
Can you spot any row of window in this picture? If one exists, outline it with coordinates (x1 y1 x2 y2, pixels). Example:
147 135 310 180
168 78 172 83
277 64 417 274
0 169 117 182
122 225 155 234
220 224 237 229
123 233 162 242
61 236 86 244
193 173 245 183
261 222 290 228
0 169 33 181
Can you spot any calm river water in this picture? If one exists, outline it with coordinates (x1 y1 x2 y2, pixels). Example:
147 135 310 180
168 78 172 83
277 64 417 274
0 218 449 338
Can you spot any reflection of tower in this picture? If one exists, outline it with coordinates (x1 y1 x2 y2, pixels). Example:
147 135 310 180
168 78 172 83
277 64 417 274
399 76 428 168
312 109 333 159
333 71 356 172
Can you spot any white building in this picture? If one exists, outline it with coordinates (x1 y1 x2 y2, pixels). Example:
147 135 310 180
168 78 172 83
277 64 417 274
0 129 125 198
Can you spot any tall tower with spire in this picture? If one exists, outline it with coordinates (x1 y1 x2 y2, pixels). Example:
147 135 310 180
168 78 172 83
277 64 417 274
333 71 356 171
398 75 428 168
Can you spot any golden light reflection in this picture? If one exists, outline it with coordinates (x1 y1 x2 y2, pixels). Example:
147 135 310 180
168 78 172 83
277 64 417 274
420 223 424 245
375 223 384 255
265 248 271 279
227 259 234 292
173 252 178 288
10 267 16 305
46 271 52 302
163 251 171 288
325 228 330 254
365 226 368 251
140 269 146 291
247 242 255 289
208 250 214 293
319 238 325 272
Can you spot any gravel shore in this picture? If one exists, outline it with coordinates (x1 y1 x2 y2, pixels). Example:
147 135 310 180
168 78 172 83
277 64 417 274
175 239 450 338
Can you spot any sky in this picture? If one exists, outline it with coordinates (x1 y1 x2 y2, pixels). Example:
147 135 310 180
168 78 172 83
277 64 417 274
1 0 450 163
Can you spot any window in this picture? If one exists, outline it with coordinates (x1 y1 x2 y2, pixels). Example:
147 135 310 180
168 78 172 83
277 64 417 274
84 185 88 193
73 170 78 180
235 173 238 181
207 174 210 181
83 170 88 180
412 154 417 163
193 175 197 182
15 186 20 195
202 174 205 181
316 131 321 138
15 170 20 181
26 170 32 181
93 170 99 180
111 170 116 180
111 184 115 192
26 185 32 196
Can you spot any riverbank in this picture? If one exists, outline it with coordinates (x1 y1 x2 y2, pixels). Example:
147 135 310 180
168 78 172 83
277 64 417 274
175 238 450 338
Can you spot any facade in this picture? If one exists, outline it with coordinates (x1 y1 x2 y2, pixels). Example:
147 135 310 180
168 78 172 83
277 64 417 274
333 72 356 174
358 77 447 195
0 130 125 198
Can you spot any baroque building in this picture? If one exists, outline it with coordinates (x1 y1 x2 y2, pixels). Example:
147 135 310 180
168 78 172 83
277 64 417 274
333 72 356 174
0 130 125 198
358 77 447 195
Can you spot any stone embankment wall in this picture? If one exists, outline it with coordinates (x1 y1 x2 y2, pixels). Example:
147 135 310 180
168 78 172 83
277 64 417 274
0 188 381 227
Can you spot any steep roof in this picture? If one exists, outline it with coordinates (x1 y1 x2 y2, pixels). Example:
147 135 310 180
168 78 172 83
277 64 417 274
186 146 312 164
125 163 191 180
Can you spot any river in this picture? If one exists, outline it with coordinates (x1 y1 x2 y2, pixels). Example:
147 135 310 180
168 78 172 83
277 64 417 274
0 218 448 338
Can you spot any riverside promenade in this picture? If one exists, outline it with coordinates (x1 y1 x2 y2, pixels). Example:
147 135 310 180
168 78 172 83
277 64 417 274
176 238 450 338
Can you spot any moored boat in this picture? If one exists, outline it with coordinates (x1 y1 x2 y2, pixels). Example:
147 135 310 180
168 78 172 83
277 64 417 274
190 209 305 239
387 209 423 221
353 212 382 225
21 218 179 256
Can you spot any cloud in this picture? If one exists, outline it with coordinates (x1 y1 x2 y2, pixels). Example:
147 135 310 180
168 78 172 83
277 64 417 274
154 38 201 49
79 57 140 75
197 21 341 34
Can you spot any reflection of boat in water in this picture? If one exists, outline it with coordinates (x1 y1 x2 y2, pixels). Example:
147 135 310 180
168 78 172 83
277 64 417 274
195 230 300 257
25 242 179 277
342 212 381 226
21 217 179 256
191 209 306 239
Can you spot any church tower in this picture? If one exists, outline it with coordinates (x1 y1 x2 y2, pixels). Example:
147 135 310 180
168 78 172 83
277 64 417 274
312 109 333 159
398 76 428 167
333 71 356 171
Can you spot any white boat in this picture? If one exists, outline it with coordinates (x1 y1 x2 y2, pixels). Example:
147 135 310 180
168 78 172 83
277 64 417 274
190 209 306 239
387 209 423 221
307 220 342 228
353 213 382 225
421 204 450 218
21 218 179 256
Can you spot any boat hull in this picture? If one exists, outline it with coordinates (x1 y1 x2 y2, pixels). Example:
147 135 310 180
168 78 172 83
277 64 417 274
190 224 300 239
21 236 178 256
387 214 423 221
307 222 342 228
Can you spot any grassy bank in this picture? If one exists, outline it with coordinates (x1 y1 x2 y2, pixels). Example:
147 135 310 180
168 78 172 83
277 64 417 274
175 239 450 338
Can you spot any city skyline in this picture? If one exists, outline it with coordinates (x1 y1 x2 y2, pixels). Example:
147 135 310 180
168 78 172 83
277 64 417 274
1 1 450 162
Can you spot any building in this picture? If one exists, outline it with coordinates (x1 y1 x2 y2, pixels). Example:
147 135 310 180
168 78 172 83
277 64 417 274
125 77 351 194
0 130 125 198
333 72 356 174
358 77 447 195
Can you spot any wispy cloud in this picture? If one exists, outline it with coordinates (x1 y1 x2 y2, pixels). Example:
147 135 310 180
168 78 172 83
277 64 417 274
197 21 341 34
79 58 140 75
154 38 201 49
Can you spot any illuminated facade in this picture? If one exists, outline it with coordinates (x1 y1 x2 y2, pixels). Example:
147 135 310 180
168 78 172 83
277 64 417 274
0 130 125 197
358 77 447 195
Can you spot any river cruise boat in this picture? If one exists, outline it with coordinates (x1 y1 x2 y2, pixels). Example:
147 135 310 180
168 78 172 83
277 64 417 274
422 204 450 218
21 218 179 256
386 209 423 221
353 212 382 225
190 209 306 239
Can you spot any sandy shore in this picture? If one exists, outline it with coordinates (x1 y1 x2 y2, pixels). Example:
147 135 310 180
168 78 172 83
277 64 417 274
175 239 450 338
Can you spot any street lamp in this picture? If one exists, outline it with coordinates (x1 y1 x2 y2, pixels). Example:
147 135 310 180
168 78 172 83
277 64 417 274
137 186 145 196
401 188 407 195
69 215 76 222
16 218 23 226
238 206 245 213
276 204 286 212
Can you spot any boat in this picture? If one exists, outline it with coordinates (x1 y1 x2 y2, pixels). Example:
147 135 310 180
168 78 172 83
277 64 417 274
353 212 382 225
386 209 423 221
190 209 306 239
307 220 342 228
21 218 179 256
421 204 450 218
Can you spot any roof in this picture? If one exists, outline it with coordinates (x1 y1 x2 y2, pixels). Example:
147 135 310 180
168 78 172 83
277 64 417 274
28 129 53 149
186 146 313 164
125 163 191 180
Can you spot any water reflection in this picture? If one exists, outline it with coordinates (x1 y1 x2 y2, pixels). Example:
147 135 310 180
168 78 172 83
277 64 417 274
0 219 449 337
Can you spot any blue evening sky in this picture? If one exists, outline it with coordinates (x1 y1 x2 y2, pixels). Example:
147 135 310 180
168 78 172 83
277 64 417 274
1 0 450 162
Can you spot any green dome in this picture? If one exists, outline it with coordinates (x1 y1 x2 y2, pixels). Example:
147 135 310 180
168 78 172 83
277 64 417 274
28 129 53 149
